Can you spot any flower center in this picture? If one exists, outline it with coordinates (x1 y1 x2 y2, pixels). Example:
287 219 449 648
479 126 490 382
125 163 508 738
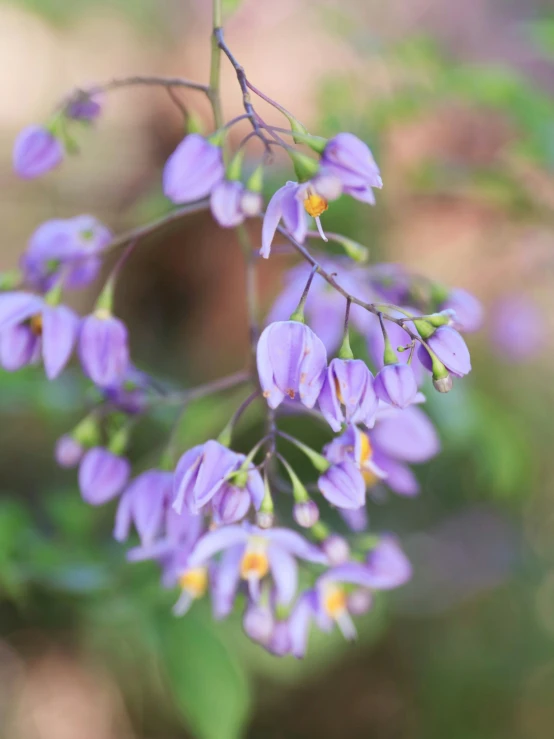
323 585 347 619
30 313 43 336
179 567 208 598
240 538 270 580
303 192 328 218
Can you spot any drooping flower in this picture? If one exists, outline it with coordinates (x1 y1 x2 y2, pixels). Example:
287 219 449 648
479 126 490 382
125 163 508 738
210 180 262 228
0 292 79 379
260 174 342 258
318 357 378 432
22 215 112 292
288 540 410 658
373 363 418 409
211 462 265 524
13 125 64 179
55 435 84 468
367 315 425 385
78 447 130 505
66 92 102 122
243 603 275 647
114 469 173 545
293 499 320 528
440 288 483 333
257 321 327 409
188 523 328 616
418 326 471 378
163 134 224 204
78 311 129 387
172 440 241 516
320 132 382 204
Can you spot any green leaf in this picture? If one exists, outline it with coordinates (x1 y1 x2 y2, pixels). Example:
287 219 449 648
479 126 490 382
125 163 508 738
157 607 251 739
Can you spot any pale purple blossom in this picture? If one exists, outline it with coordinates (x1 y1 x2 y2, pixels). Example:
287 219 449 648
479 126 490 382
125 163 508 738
78 447 130 505
13 125 63 179
163 134 224 204
318 358 378 432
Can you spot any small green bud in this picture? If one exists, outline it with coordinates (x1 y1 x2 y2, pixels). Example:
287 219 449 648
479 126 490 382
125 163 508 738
413 318 435 340
288 149 319 183
226 149 244 181
332 235 369 263
246 164 264 193
72 414 100 447
338 332 354 360
187 111 205 135
426 311 453 328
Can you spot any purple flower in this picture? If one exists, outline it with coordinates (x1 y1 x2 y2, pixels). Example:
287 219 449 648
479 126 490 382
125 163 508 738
288 562 382 657
22 215 112 292
418 326 471 377
13 125 63 179
257 321 327 409
373 363 418 409
78 312 129 387
114 469 173 545
318 358 377 432
55 435 84 468
321 132 382 204
211 463 265 524
0 292 79 379
173 440 241 516
260 176 341 258
318 460 366 509
364 536 412 589
163 134 224 204
489 294 543 362
78 447 130 505
210 180 262 228
441 288 483 333
188 523 328 614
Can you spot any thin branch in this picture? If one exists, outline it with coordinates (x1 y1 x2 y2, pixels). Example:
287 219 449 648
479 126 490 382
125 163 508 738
155 369 252 407
66 76 210 106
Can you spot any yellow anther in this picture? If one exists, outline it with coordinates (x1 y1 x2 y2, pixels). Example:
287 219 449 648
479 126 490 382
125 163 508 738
303 193 328 218
334 376 344 404
240 551 270 580
360 432 372 465
179 567 208 598
363 469 379 487
323 585 347 619
29 314 43 336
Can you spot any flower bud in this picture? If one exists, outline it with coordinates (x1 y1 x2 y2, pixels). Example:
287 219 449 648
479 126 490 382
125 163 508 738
256 510 274 529
240 190 263 217
433 374 453 393
55 435 84 468
13 125 63 179
347 589 373 615
293 500 319 528
321 534 350 565
267 621 292 657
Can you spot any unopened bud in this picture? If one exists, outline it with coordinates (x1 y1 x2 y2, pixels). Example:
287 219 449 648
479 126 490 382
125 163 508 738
347 589 373 615
321 534 350 565
433 374 453 393
256 510 274 529
243 604 274 645
240 190 263 217
55 435 84 468
293 500 319 528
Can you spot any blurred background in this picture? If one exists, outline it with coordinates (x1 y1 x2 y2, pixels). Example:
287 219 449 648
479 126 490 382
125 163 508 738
1 0 554 737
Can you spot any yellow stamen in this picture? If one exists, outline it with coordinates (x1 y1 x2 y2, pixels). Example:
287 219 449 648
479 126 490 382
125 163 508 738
334 375 344 404
240 551 270 580
303 192 328 218
363 469 379 487
30 314 43 336
179 567 208 598
360 432 372 465
323 585 347 619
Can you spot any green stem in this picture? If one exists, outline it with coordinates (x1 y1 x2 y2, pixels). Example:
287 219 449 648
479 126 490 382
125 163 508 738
209 0 224 129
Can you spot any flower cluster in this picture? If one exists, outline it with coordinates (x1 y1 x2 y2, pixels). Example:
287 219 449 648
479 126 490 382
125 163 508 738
4 15 483 658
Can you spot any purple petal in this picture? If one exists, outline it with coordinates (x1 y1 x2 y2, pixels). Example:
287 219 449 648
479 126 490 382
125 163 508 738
264 528 328 564
187 525 249 566
260 183 289 259
364 537 412 589
163 134 224 204
371 406 440 463
422 326 471 377
288 591 317 658
373 363 418 409
267 544 298 606
0 324 39 370
442 288 483 333
318 461 366 510
373 453 419 496
210 180 245 228
211 543 246 619
78 447 130 505
192 440 239 511
173 444 204 514
41 304 80 379
78 313 129 387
